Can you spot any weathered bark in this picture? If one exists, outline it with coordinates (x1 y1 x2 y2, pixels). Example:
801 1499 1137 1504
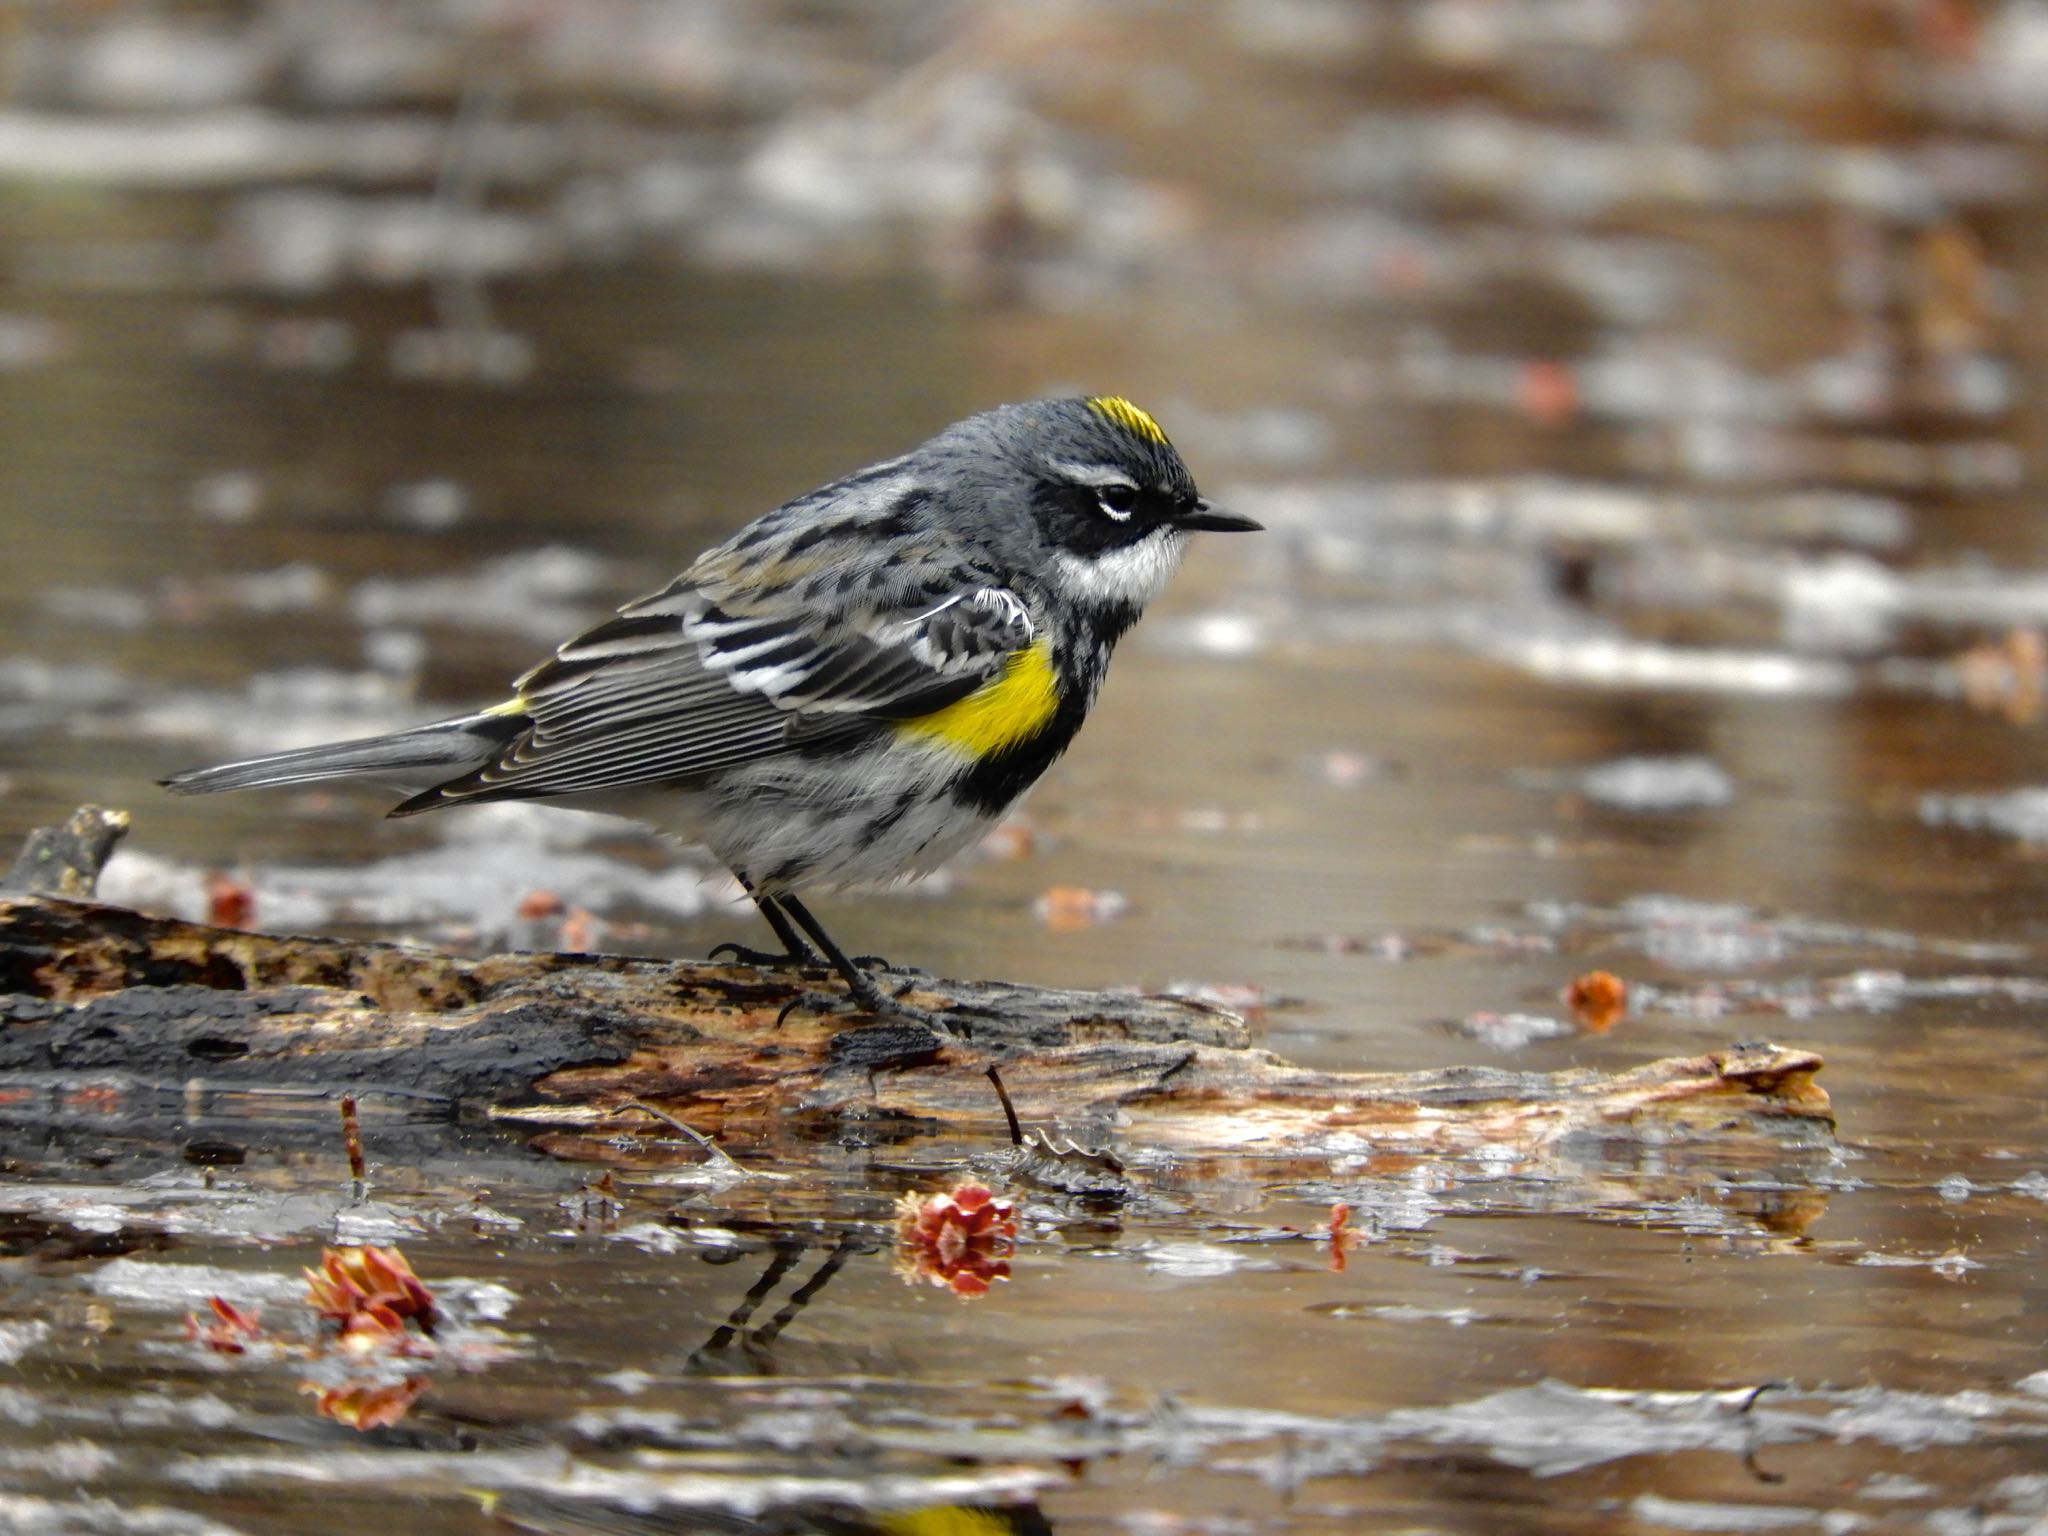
0 890 1832 1163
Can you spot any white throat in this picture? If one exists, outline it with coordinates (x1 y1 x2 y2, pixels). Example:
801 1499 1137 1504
1053 530 1187 610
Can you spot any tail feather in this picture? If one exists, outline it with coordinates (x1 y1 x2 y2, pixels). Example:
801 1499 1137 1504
161 712 523 800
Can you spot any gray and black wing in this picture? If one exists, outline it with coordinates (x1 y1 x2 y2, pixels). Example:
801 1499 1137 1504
390 559 1036 814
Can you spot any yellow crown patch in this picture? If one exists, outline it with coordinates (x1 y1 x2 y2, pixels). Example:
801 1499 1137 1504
1085 395 1169 447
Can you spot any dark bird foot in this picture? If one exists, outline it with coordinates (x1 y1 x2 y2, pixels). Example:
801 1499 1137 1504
861 993 963 1039
850 954 929 976
846 969 964 1035
732 888 961 1036
775 975 965 1040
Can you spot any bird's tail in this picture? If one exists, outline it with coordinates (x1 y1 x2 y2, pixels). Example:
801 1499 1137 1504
161 711 523 799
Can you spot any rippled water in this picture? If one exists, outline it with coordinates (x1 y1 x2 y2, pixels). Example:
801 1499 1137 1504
4 4 2048 1533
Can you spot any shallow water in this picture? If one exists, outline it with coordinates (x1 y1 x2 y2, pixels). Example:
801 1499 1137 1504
4 4 2048 1533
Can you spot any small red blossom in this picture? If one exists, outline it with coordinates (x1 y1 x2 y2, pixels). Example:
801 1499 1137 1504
895 1183 1018 1299
1565 969 1629 1032
205 871 256 929
185 1296 265 1354
303 1245 437 1331
1033 886 1126 933
516 889 565 920
1326 1203 1353 1273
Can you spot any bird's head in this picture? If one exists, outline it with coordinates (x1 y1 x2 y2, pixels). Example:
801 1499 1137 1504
947 396 1260 622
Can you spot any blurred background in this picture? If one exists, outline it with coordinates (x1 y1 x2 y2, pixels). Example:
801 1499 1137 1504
4 3 2048 1532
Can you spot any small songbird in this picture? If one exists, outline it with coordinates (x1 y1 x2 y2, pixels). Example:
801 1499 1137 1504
165 396 1261 1022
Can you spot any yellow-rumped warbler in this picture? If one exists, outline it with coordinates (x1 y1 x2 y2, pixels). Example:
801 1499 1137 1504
165 396 1260 1021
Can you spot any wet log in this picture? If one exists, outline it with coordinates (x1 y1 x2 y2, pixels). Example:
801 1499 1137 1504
0 892 1832 1163
0 804 1833 1166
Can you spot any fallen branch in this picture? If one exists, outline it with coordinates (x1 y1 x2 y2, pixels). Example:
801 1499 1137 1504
0 808 1831 1169
0 888 1829 1161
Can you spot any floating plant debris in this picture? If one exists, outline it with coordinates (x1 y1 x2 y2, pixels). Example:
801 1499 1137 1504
894 1184 1019 1300
182 1296 264 1355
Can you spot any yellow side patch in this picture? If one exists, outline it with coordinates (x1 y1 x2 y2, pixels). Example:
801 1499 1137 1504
1085 394 1169 446
897 639 1059 758
481 696 528 717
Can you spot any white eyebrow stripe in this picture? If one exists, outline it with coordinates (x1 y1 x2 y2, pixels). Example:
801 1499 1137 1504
1048 459 1140 491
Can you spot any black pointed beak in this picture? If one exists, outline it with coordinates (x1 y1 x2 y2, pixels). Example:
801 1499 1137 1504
1176 498 1263 533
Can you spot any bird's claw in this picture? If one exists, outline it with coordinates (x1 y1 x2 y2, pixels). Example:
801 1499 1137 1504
773 988 960 1040
867 981 967 1039
851 954 929 976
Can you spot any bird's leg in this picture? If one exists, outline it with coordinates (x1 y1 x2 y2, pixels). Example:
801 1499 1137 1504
707 872 825 969
755 882 906 973
775 893 951 1031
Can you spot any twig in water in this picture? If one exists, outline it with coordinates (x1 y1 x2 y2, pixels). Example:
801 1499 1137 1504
339 1093 366 1199
986 1064 1024 1145
623 1099 747 1173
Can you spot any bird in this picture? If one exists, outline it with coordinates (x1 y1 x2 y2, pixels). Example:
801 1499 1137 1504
164 396 1261 1024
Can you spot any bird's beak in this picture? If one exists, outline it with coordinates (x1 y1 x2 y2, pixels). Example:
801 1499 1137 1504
1176 498 1263 533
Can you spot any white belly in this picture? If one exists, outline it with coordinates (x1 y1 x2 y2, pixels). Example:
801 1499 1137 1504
581 736 998 893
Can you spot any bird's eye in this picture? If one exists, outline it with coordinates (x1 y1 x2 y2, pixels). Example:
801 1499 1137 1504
1096 484 1138 521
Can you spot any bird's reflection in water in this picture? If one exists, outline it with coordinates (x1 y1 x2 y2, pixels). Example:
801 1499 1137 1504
471 1235 1058 1534
685 1228 871 1372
